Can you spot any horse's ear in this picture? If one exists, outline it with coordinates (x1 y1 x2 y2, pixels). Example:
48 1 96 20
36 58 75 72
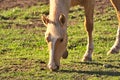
41 15 49 26
59 14 66 26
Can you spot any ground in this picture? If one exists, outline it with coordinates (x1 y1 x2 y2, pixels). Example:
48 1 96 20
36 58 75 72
0 0 112 28
0 0 120 80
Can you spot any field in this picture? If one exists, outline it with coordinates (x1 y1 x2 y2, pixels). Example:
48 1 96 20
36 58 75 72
0 0 120 80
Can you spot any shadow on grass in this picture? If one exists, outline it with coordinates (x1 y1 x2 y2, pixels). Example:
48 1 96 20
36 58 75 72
61 61 120 76
60 70 120 76
102 60 120 62
71 61 120 68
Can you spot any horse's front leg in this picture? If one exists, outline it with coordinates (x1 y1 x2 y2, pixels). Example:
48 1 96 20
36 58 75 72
82 1 95 61
107 0 120 54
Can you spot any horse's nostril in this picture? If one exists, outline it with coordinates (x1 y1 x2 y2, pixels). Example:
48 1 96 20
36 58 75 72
51 65 59 71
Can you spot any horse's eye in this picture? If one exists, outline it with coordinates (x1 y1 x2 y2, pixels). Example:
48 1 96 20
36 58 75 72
45 33 51 43
45 36 51 43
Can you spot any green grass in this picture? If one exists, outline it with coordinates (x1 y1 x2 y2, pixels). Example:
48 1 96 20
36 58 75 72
0 3 120 80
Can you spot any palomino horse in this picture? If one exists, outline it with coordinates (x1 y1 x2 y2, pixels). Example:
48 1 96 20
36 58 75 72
42 0 120 71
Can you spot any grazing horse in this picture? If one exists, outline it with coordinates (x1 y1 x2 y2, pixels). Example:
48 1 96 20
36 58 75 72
41 0 120 71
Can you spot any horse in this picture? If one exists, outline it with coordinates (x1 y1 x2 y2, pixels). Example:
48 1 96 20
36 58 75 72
41 0 120 71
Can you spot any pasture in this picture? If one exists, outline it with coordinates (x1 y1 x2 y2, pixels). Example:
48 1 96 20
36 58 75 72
0 0 120 80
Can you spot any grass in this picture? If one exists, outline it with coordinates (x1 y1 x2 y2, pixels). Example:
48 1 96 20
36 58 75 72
0 2 120 80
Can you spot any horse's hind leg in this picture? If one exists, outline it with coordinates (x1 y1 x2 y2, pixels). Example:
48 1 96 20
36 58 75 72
107 0 120 55
82 0 95 61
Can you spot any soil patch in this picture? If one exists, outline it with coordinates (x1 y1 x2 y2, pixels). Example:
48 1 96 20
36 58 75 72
0 0 111 10
0 0 113 28
0 0 48 10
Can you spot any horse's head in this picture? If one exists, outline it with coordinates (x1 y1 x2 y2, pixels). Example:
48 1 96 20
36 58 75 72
42 14 68 71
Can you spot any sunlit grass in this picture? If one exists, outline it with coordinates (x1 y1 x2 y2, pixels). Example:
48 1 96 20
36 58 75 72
0 3 120 80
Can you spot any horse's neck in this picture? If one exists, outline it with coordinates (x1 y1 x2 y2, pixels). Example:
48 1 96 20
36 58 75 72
49 0 71 22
